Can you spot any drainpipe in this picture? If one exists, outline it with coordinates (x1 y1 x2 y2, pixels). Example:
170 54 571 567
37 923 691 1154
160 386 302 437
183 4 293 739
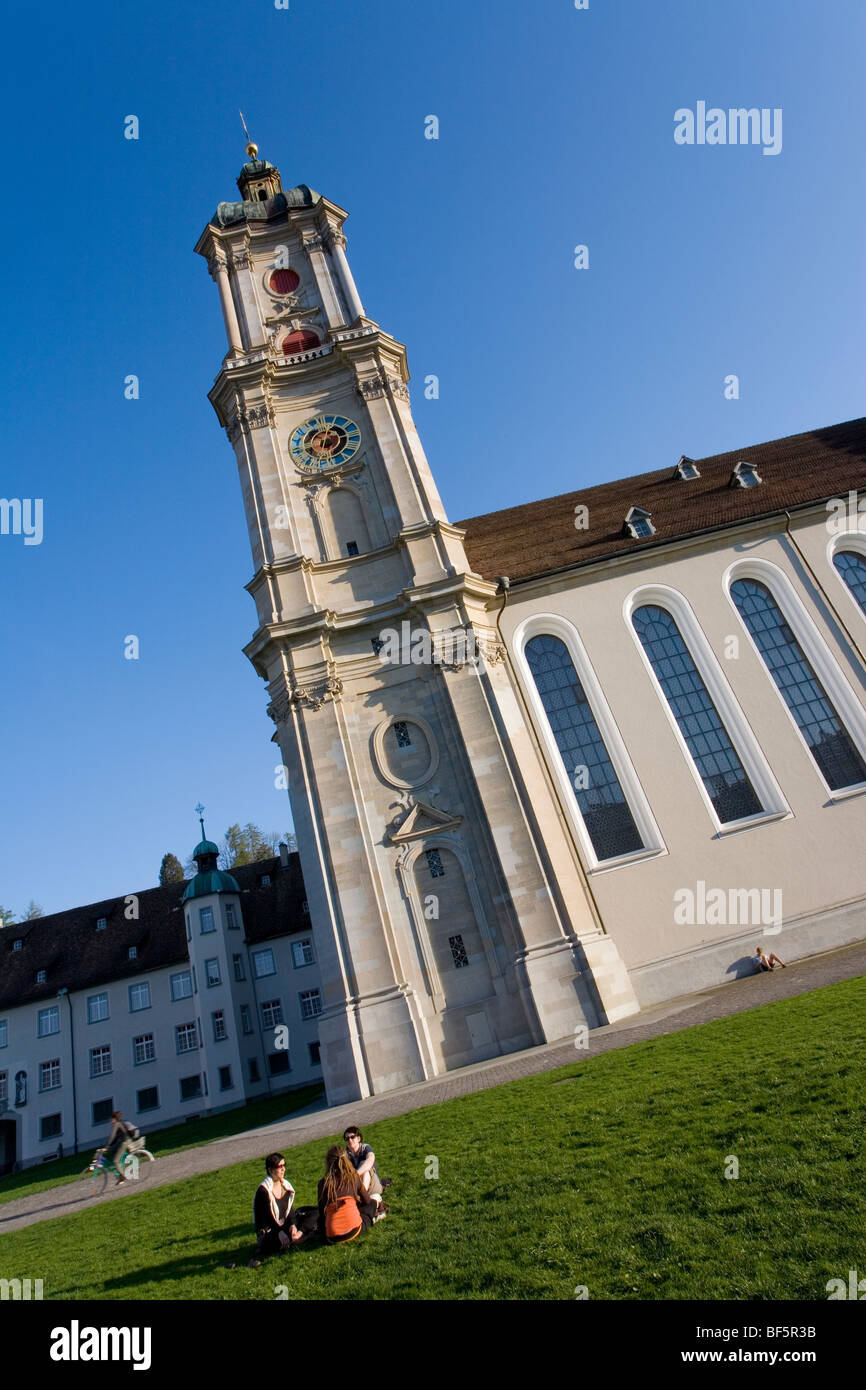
57 988 78 1157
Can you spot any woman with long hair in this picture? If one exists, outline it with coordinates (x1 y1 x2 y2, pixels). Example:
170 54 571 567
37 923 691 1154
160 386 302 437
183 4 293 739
317 1144 384 1243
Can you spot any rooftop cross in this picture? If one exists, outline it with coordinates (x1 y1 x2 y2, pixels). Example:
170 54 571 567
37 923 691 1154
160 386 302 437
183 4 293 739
194 802 207 840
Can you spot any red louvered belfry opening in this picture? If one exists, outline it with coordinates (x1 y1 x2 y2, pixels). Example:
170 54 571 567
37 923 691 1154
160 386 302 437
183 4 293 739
270 268 300 294
282 329 320 354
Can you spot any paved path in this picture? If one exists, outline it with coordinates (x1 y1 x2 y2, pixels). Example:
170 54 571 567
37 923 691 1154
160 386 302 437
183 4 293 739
2 940 864 1234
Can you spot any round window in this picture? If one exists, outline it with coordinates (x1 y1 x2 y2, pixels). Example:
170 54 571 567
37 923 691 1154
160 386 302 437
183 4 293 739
270 268 300 294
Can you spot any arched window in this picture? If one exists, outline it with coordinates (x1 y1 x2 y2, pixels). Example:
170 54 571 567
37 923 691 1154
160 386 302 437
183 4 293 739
833 550 866 618
524 635 644 861
631 605 763 822
282 329 320 354
730 577 866 790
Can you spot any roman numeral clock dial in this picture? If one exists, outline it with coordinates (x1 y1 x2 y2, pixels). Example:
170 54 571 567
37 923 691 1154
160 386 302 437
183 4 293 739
289 413 362 472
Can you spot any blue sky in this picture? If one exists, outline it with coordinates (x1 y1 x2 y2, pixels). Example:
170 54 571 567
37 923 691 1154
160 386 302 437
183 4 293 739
1 0 864 916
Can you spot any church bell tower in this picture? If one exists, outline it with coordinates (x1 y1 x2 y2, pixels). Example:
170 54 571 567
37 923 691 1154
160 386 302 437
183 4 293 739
195 139 637 1104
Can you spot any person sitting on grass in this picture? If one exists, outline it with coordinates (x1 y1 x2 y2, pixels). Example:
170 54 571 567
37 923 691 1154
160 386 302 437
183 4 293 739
252 1153 316 1262
318 1144 385 1244
754 945 786 972
343 1125 391 1208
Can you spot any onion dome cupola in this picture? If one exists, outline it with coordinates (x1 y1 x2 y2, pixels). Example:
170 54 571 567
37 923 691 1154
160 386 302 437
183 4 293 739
182 804 241 901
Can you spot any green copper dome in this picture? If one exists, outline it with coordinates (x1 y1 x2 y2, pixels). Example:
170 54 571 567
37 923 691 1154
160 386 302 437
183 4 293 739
183 868 241 901
193 838 220 859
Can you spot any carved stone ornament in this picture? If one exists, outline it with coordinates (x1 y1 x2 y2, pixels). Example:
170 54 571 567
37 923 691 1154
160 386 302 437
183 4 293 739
227 398 274 440
326 228 347 252
207 253 229 281
356 370 409 404
231 248 251 270
288 676 343 711
431 627 507 672
303 234 326 254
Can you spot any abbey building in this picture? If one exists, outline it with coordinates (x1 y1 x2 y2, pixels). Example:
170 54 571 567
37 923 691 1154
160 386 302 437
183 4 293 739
4 150 866 1171
194 147 866 1105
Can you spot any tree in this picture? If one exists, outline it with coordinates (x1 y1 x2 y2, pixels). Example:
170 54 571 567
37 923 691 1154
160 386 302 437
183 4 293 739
22 901 43 920
159 853 185 886
183 823 297 875
0 905 15 929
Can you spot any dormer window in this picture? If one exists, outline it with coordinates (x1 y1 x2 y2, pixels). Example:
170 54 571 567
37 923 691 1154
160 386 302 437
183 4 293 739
36 970 46 984
13 940 22 952
731 461 762 488
96 918 107 931
673 456 700 480
129 947 138 960
257 188 268 202
260 874 271 887
624 506 656 540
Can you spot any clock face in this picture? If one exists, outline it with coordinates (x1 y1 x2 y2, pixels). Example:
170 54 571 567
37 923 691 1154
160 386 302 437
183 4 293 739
289 413 362 472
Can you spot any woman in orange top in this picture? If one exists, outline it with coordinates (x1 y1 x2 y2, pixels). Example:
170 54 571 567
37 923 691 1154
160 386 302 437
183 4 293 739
317 1144 383 1243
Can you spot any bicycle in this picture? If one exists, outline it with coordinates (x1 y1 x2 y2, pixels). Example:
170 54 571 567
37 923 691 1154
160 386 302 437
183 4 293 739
79 1137 155 1196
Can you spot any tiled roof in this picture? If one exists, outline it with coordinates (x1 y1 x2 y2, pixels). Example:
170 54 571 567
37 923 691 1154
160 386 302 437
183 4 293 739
0 855 309 1012
457 416 866 584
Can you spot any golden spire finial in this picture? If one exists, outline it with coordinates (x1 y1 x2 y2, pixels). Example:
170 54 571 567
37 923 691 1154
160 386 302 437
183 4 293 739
239 109 258 160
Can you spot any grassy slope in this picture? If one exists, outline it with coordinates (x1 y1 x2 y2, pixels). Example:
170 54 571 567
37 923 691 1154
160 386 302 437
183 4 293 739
0 1085 324 1206
1 979 863 1301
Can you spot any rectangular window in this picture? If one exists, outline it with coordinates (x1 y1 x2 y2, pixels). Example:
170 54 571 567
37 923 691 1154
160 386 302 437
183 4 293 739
346 540 359 557
205 958 221 987
128 982 151 1013
449 934 469 969
248 1057 260 1084
219 1065 233 1091
291 938 315 968
89 1045 112 1078
170 971 193 1001
225 903 238 931
268 1052 290 1077
40 1059 61 1091
0 1071 7 1105
137 1085 159 1113
425 849 445 878
180 1075 202 1102
199 906 215 934
87 993 109 1024
252 948 276 978
128 946 138 960
308 1041 321 1066
212 1010 227 1042
176 1022 198 1054
261 999 283 1029
133 1033 155 1065
240 1004 253 1035
36 970 46 984
37 1007 60 1038
299 989 323 1021
260 874 271 886
96 917 107 931
92 1097 113 1126
40 1113 62 1141
0 1019 7 1049
233 953 245 982
394 720 412 748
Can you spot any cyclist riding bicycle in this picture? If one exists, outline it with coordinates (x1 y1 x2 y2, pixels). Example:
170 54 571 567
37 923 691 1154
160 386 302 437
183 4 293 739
104 1110 139 1183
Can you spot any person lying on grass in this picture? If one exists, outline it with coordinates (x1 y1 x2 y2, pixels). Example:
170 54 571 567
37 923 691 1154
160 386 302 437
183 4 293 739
253 1152 318 1260
318 1144 386 1244
754 945 786 972
343 1125 392 1210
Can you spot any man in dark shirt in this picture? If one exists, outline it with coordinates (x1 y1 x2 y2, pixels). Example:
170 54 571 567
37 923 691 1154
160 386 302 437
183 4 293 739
343 1126 391 1203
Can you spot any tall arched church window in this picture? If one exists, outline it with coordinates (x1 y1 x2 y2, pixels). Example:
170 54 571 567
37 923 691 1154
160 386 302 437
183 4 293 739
524 635 644 861
631 605 763 822
833 550 866 619
730 578 866 791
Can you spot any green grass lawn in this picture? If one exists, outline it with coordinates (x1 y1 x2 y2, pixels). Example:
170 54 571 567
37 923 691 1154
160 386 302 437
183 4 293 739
2 978 864 1301
0 1084 324 1206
